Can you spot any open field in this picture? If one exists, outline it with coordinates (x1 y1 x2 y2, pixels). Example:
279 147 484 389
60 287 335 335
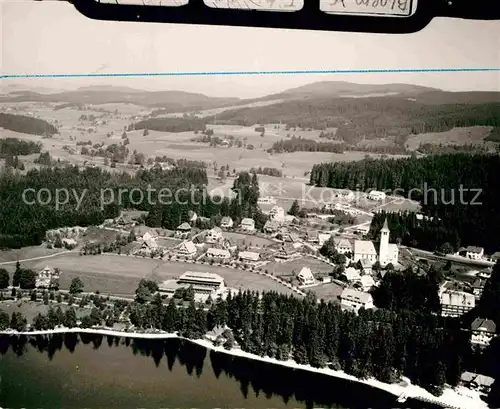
0 246 68 264
223 232 274 248
310 283 344 303
8 253 295 296
405 126 494 151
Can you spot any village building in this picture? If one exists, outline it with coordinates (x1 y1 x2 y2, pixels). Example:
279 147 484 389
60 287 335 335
471 318 497 348
343 267 362 283
240 218 255 232
238 251 260 265
460 372 495 395
335 189 355 201
141 236 158 251
206 248 231 261
297 267 316 286
205 227 223 244
472 278 487 300
340 288 375 313
458 246 485 260
367 190 386 201
353 240 378 265
490 251 500 263
175 240 197 259
353 219 398 267
274 244 298 261
439 289 475 317
334 238 353 254
36 266 60 289
276 231 300 243
220 237 237 252
318 233 332 247
158 271 226 301
269 206 286 221
306 230 319 244
175 222 192 239
264 219 281 234
220 216 234 229
358 275 376 292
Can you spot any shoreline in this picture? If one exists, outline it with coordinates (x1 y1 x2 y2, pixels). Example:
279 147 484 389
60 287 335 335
0 327 488 409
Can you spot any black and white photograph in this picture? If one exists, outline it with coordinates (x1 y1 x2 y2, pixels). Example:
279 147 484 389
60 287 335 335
1 2 499 409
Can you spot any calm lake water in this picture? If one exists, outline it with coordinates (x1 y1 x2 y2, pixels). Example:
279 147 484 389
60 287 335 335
0 334 440 409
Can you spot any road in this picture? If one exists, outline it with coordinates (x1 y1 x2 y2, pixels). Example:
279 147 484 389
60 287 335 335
0 250 76 266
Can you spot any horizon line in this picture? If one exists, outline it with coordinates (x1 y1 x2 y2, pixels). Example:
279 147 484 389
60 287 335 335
3 67 500 79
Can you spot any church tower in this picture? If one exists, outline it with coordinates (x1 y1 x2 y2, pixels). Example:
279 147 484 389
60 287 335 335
379 218 390 265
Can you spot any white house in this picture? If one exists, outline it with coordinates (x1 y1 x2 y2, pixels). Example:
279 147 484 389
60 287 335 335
238 251 260 264
460 246 485 260
340 288 374 313
240 218 255 232
367 190 386 201
269 206 285 221
264 219 281 234
353 240 378 265
471 318 497 348
336 189 355 201
175 222 192 239
440 290 475 317
359 275 376 292
334 238 353 254
207 248 231 261
36 266 60 289
297 267 316 286
176 240 197 259
205 227 223 244
343 267 362 283
318 233 332 247
220 216 234 229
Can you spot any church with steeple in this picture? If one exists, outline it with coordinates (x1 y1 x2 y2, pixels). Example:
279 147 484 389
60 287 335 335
353 218 399 268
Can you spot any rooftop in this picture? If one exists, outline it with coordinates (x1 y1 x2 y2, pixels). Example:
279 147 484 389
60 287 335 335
341 288 373 304
354 240 377 255
180 271 224 283
471 317 497 333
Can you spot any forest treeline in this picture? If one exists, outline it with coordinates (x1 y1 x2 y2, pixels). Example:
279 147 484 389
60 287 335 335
0 166 266 249
310 153 500 253
0 113 58 136
129 117 206 133
0 138 42 157
270 137 345 154
207 97 500 143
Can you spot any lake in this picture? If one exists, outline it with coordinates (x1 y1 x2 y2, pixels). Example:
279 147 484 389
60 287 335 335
0 334 440 409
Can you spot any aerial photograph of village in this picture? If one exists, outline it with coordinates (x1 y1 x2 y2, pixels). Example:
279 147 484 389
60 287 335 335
0 1 499 409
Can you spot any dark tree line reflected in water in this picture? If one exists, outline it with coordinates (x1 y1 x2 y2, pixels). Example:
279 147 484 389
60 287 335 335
0 334 440 409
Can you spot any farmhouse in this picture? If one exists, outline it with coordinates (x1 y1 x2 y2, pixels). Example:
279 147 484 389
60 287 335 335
220 216 234 229
240 218 255 232
306 230 319 243
297 267 316 286
238 251 260 264
460 372 495 395
141 237 158 251
440 289 475 317
205 227 223 244
471 318 497 348
340 288 374 313
36 266 60 289
343 267 362 283
358 275 376 292
264 219 281 234
175 222 192 239
206 248 231 261
176 240 197 259
367 190 386 201
458 246 485 260
274 244 298 260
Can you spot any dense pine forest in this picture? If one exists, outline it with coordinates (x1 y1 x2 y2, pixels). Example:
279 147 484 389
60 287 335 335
0 113 58 136
310 153 500 253
208 97 500 142
129 117 207 133
0 138 42 157
0 166 263 249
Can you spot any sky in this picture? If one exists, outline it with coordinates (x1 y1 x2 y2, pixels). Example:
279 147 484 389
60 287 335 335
1 1 499 98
